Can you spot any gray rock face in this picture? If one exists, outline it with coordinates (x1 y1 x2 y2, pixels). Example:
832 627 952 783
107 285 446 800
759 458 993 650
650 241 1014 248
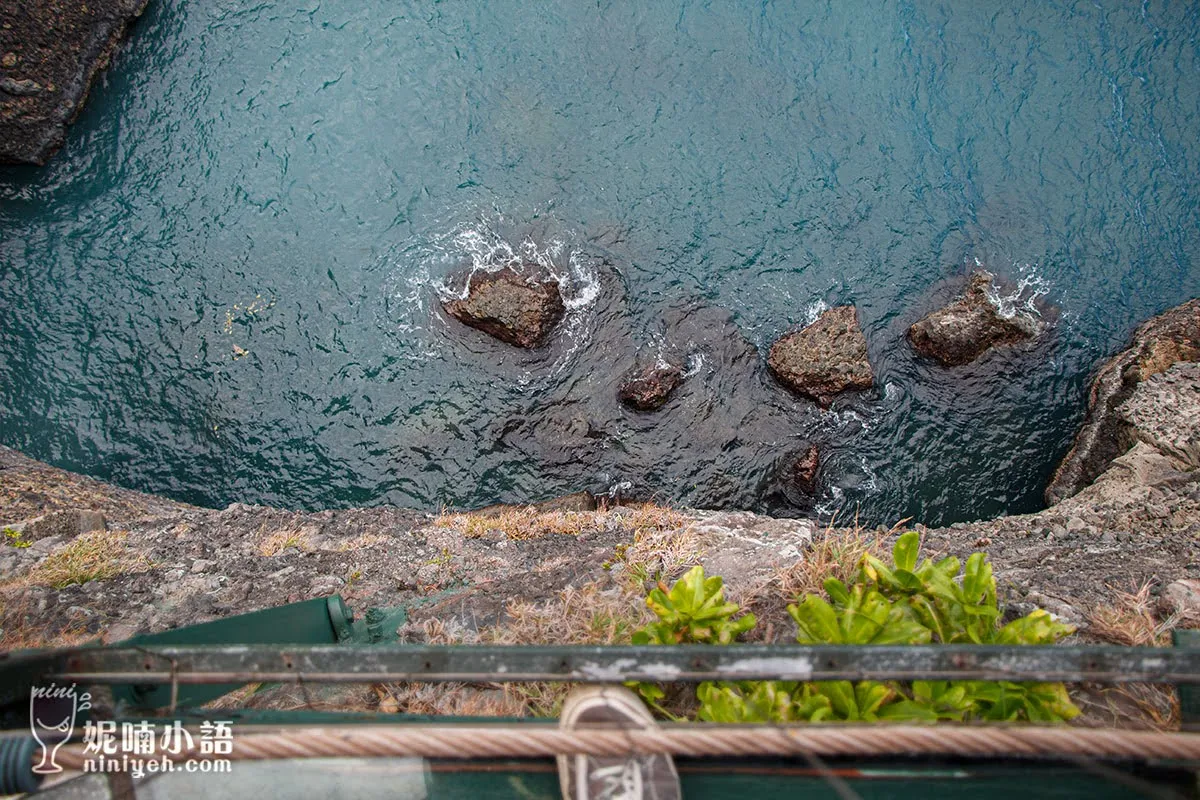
442 268 566 348
1047 298 1200 504
907 271 1042 367
1118 362 1200 469
1162 579 1200 620
617 364 683 411
0 0 150 164
767 305 874 407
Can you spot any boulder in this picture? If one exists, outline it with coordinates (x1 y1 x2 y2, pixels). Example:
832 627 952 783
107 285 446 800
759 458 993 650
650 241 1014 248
617 364 683 411
1047 298 1200 504
767 306 874 407
442 268 565 348
1162 578 1200 620
907 271 1042 367
0 0 150 164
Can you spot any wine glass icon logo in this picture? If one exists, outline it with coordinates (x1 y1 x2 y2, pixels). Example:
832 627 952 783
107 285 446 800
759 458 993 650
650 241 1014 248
30 684 90 774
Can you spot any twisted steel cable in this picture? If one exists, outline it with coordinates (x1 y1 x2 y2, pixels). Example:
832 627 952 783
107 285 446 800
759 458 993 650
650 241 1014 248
52 724 1200 770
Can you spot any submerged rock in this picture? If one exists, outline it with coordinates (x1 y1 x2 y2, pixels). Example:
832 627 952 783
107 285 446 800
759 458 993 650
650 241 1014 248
789 444 821 495
442 268 566 348
767 305 874 407
617 364 683 412
1047 298 1200 504
907 271 1042 367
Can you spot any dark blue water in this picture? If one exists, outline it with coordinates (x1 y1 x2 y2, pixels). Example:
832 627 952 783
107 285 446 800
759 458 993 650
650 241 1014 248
1 1 1198 526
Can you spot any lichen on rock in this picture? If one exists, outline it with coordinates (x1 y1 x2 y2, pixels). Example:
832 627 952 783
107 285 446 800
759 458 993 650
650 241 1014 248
442 267 566 348
907 271 1043 367
767 305 874 407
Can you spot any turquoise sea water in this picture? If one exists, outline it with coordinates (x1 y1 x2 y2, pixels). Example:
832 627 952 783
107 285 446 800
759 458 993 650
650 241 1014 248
1 1 1198 526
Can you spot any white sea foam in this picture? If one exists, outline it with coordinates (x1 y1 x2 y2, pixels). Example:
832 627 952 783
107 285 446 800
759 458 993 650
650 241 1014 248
978 258 1050 321
682 352 706 378
802 298 830 326
436 221 601 314
385 213 603 379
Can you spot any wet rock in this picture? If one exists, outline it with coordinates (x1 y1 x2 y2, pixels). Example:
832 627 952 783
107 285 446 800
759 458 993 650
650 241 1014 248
1047 298 1200 504
907 271 1042 367
789 444 821 494
442 268 565 348
0 0 150 164
617 364 683 411
767 305 874 407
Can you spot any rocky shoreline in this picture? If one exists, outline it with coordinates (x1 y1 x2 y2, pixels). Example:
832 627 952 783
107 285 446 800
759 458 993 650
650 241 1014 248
0 299 1197 655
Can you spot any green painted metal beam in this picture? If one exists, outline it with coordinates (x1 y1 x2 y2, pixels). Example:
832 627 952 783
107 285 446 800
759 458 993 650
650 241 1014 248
113 596 361 708
48 643 1200 686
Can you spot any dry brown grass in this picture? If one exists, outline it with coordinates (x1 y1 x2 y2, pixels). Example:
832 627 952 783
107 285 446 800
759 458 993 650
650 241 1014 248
1088 582 1177 647
1077 582 1185 731
334 533 391 552
608 524 706 591
258 527 315 557
377 682 530 717
432 502 690 542
0 592 93 650
778 522 889 600
10 531 154 590
386 579 656 717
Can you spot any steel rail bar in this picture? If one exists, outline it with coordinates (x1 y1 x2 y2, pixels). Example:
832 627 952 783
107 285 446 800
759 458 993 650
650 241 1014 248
43 644 1200 685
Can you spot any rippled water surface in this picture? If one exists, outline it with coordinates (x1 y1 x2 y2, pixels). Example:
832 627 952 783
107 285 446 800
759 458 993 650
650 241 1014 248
2 1 1199 525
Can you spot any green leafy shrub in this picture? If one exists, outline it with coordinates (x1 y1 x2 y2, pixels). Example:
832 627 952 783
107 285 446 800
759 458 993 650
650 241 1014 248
632 533 1080 723
631 566 756 645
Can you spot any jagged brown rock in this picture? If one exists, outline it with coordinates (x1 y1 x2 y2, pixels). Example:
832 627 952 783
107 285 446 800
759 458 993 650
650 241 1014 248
907 271 1042 367
789 444 821 494
767 305 874 407
0 0 149 164
442 268 565 348
1047 298 1200 504
617 364 683 412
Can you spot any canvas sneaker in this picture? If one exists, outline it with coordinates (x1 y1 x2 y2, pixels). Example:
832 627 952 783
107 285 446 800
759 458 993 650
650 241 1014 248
557 685 681 800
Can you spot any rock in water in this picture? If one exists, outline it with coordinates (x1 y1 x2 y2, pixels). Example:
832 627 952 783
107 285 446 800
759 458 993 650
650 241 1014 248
442 268 566 348
618 364 683 411
790 444 821 494
907 271 1042 367
767 306 874 407
1047 298 1200 504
